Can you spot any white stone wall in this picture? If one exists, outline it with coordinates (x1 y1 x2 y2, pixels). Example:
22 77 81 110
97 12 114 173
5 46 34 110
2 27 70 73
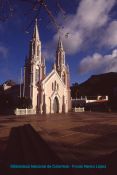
32 86 38 109
41 70 69 114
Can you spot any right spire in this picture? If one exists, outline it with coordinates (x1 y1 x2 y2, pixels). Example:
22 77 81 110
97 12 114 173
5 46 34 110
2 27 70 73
55 36 70 89
32 18 40 40
57 36 64 50
56 36 65 71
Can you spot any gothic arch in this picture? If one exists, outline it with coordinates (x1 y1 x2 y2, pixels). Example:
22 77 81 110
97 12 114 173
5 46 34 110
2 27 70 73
53 96 59 113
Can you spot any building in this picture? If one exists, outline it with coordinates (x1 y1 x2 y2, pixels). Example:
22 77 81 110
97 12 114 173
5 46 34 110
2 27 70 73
3 80 16 91
23 19 71 114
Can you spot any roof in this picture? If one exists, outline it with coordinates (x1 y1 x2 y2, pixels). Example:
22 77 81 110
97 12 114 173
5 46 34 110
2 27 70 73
42 69 65 87
3 80 16 86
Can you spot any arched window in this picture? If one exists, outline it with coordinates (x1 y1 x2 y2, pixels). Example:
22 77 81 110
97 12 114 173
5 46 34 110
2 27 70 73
55 81 57 90
62 72 66 84
35 68 39 83
37 45 39 56
33 43 35 55
39 67 40 81
57 84 59 90
52 83 54 90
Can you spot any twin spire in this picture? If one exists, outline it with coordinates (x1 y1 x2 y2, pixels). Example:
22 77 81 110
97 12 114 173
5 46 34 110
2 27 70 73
32 18 64 64
33 19 64 51
33 18 40 40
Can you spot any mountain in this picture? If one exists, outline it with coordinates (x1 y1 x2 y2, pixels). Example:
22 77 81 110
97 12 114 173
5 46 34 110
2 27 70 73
78 72 117 97
71 72 117 111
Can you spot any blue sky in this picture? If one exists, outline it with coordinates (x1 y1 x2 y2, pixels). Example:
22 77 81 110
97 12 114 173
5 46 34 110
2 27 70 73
0 0 117 85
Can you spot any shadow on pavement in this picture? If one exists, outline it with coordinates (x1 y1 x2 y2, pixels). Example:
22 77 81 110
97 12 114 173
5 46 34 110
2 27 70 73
1 124 117 175
0 124 75 175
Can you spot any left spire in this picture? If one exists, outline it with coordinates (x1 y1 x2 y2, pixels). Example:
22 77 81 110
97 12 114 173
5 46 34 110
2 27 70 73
32 18 40 40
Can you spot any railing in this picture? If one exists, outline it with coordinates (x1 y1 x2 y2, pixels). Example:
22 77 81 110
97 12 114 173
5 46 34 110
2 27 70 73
71 96 108 104
72 107 85 112
14 108 36 115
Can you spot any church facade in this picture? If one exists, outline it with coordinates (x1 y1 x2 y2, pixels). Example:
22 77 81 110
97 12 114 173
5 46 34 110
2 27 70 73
24 20 71 114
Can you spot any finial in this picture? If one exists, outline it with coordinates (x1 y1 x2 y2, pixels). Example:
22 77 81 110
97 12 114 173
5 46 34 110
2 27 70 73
35 18 37 24
32 18 40 40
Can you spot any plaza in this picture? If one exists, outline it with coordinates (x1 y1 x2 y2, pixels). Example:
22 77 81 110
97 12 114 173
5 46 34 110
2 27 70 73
0 112 117 174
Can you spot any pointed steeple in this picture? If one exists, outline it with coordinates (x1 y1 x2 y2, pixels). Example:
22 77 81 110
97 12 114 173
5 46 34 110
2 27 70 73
57 36 64 50
55 36 70 88
56 36 65 70
33 18 40 40
29 18 42 60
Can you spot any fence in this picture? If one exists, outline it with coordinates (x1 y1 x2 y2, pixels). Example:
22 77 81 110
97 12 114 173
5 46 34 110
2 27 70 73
73 107 85 112
72 96 108 104
14 108 36 115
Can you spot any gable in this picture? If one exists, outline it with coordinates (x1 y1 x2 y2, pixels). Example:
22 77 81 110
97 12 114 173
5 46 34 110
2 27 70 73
42 69 65 88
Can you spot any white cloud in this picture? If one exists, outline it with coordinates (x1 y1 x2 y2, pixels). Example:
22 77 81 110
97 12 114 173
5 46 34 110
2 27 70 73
102 21 117 48
0 45 8 58
43 0 116 58
78 49 117 74
77 0 115 31
42 40 56 61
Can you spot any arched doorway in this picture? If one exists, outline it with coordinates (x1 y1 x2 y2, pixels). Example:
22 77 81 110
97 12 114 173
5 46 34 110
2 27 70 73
53 97 59 113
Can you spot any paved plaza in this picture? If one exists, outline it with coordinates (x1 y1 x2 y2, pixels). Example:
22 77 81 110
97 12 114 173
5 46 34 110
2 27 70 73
0 112 117 174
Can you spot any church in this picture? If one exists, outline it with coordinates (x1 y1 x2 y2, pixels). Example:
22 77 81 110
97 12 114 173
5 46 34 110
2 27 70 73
23 19 71 114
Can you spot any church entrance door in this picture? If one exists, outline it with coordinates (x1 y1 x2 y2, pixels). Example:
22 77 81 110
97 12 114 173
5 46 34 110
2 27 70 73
53 97 59 113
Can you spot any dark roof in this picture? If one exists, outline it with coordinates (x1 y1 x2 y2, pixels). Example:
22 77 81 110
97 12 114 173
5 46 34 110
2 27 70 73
3 80 16 86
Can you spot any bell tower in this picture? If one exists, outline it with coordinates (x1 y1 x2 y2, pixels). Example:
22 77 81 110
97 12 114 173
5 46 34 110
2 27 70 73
24 19 46 109
56 37 65 74
56 37 71 111
56 37 68 85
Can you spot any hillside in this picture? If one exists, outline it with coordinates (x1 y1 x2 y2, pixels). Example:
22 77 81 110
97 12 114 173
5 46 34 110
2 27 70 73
71 72 117 111
78 72 117 96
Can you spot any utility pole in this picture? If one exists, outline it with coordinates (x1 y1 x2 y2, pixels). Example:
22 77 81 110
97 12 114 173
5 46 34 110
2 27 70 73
23 67 26 97
20 67 23 98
